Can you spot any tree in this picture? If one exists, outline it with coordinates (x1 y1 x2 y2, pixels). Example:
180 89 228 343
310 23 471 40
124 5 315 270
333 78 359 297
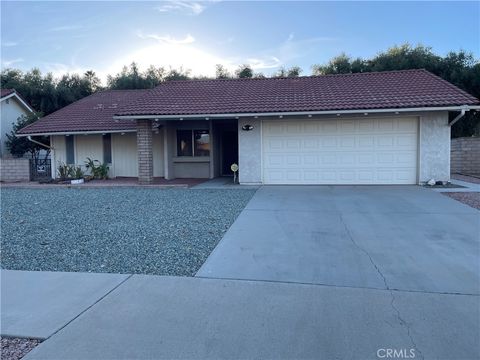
84 70 102 93
1 68 100 116
235 64 253 78
6 112 50 162
215 64 230 79
144 65 166 87
274 66 302 77
164 67 191 81
312 53 354 75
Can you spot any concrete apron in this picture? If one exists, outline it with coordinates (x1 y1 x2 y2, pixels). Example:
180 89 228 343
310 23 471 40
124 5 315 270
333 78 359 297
21 275 480 360
197 185 480 295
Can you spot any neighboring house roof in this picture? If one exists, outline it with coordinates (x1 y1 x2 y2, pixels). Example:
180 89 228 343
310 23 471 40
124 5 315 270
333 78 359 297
1 88 35 113
115 69 480 117
1 89 16 98
17 90 149 135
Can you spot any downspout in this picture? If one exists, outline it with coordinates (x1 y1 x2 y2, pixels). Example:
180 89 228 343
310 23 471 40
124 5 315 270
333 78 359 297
448 109 466 127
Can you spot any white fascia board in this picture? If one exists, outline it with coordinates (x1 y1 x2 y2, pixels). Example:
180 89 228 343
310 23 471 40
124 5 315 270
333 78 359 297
113 105 480 120
16 129 136 137
1 93 35 113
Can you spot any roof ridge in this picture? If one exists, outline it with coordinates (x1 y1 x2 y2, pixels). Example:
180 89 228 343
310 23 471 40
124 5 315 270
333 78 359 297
101 89 152 93
157 69 429 85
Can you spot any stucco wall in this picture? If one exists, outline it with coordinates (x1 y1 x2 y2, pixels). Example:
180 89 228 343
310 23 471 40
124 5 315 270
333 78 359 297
51 135 66 178
76 134 103 172
419 111 450 183
174 160 210 178
238 118 262 184
51 132 165 179
1 97 30 158
112 133 138 177
0 158 30 182
451 137 480 176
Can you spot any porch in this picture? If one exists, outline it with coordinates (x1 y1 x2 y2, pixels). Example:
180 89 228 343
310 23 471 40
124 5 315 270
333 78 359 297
49 119 239 184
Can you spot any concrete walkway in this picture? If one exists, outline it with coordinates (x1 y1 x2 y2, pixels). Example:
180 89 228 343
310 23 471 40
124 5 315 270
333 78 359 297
12 274 477 360
433 178 480 192
1 270 130 339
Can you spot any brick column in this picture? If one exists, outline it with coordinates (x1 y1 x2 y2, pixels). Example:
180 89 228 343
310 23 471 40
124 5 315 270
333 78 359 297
137 119 154 184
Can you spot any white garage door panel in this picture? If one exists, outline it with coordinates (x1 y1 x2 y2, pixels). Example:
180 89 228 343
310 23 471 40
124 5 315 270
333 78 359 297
262 118 418 184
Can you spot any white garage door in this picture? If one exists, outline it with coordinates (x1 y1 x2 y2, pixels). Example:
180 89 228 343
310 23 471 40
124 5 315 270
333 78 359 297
262 117 418 184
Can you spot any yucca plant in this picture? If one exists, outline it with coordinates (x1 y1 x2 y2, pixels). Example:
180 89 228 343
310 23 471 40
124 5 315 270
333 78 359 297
72 166 84 180
57 162 73 180
84 157 109 180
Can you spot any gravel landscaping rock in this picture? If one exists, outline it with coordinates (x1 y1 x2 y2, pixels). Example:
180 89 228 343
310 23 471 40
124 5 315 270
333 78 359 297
1 188 255 276
1 337 41 360
443 192 480 210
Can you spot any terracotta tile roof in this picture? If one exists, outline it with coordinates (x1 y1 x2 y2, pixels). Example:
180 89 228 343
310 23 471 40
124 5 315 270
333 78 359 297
18 69 479 136
18 90 149 135
116 69 479 117
1 89 16 98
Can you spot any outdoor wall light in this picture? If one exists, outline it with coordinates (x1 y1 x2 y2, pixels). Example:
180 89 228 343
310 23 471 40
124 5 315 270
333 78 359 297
242 124 254 131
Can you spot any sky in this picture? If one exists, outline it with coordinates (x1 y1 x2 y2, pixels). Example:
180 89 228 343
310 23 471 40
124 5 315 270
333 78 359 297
1 1 479 83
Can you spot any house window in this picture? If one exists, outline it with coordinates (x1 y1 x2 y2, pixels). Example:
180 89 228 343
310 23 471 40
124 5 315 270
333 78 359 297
103 134 112 163
194 130 210 156
177 130 193 156
176 130 210 157
65 136 74 164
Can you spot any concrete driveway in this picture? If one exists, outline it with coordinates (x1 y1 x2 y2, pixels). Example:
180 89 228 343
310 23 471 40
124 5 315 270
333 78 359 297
197 185 480 295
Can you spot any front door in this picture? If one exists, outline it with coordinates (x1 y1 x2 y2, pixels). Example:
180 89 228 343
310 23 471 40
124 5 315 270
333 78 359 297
222 131 238 176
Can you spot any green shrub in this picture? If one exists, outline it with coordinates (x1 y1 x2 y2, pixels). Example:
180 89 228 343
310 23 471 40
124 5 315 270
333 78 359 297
84 157 109 180
72 166 84 179
57 162 73 180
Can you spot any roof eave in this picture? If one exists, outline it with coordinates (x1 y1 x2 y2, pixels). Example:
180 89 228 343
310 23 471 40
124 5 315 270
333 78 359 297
16 129 137 137
113 105 480 120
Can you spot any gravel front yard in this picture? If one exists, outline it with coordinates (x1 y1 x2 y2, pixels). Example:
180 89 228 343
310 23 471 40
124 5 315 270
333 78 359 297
443 192 480 210
1 188 255 276
1 337 41 360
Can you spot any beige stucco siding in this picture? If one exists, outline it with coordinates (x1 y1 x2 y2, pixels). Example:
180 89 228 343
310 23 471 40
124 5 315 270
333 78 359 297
75 135 103 168
50 135 66 178
51 135 67 164
112 133 138 177
52 132 165 179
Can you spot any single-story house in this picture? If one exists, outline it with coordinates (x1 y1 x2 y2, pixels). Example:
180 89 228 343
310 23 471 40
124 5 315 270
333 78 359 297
17 69 480 185
1 89 35 158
